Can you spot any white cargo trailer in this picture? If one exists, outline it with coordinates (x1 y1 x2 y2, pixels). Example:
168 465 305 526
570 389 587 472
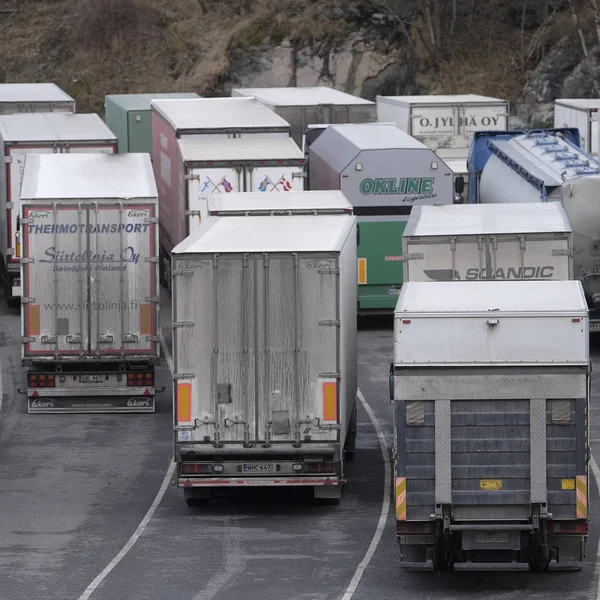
0 112 118 305
392 280 590 571
376 94 509 160
0 83 75 115
473 130 600 331
20 153 160 414
154 134 305 289
402 202 573 282
206 190 353 216
231 86 376 148
172 213 358 504
553 99 600 156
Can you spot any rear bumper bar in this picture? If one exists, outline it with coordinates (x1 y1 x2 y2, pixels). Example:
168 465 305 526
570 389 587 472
179 477 339 487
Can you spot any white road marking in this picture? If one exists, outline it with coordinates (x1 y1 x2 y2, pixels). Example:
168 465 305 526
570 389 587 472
76 329 174 600
341 389 391 600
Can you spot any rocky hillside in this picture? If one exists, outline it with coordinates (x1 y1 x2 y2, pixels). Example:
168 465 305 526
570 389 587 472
0 0 599 125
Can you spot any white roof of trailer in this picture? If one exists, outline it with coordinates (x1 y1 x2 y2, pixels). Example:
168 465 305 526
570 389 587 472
178 136 303 162
232 86 374 106
404 202 571 237
377 94 506 106
395 281 588 314
173 214 355 254
555 98 600 109
151 97 291 131
0 113 116 142
309 123 436 176
0 83 74 103
20 153 158 200
207 191 352 214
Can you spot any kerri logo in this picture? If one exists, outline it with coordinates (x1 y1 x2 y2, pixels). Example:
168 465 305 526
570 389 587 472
360 177 434 195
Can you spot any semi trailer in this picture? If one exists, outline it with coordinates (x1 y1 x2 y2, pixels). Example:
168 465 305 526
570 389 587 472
19 153 160 414
0 83 75 114
172 208 358 504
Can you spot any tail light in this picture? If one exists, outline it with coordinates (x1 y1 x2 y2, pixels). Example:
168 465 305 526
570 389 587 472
303 462 335 474
180 463 213 475
396 521 436 535
127 372 153 386
547 520 588 534
28 373 55 388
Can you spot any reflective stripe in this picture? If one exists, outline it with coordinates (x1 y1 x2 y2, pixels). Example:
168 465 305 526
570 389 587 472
29 304 40 336
177 383 192 422
140 303 152 335
358 258 367 285
576 475 587 518
396 477 407 520
322 382 337 421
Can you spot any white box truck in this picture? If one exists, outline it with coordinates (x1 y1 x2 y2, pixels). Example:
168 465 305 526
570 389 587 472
554 99 600 156
0 83 75 114
402 202 573 283
392 280 590 571
0 112 118 305
19 153 160 414
151 97 296 287
153 135 305 289
231 86 376 148
172 211 358 505
206 190 353 216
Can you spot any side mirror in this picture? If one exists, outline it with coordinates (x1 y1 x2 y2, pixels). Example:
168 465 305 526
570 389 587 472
389 361 394 402
356 223 361 246
454 175 465 194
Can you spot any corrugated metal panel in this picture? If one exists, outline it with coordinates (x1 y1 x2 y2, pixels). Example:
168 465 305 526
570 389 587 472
172 214 355 254
207 191 352 214
150 97 291 132
404 203 572 237
232 86 374 106
20 153 158 200
178 137 303 161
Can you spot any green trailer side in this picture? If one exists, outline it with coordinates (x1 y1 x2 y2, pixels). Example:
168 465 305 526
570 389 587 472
104 93 200 154
308 123 454 315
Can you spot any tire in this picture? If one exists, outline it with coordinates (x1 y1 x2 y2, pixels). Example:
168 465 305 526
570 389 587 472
344 403 358 461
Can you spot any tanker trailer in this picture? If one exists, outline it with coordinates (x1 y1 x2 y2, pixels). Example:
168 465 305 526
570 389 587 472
468 128 600 331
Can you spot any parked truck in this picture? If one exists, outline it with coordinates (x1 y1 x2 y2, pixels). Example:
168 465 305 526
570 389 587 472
553 99 600 156
104 93 200 154
153 133 305 289
467 128 600 331
172 210 358 505
391 280 590 571
19 153 160 414
308 122 454 314
0 83 75 114
376 94 509 200
231 86 376 149
0 112 118 305
402 202 573 283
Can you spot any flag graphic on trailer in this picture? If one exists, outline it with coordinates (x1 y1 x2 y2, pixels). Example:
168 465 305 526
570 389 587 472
201 177 234 193
277 175 292 191
258 176 274 192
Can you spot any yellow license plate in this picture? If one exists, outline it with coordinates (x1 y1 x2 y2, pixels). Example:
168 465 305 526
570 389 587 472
562 479 575 490
480 479 503 491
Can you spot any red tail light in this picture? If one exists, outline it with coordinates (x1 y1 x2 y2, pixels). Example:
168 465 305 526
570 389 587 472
180 463 213 474
127 372 153 386
28 373 56 388
303 462 335 474
396 521 435 534
547 520 588 534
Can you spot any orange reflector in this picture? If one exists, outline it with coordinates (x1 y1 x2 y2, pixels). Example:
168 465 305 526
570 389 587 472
29 304 41 336
322 382 337 421
177 383 192 422
140 303 152 335
357 258 367 285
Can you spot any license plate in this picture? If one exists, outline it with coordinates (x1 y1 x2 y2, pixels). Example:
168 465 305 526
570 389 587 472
242 463 274 473
79 374 103 383
475 533 508 544
590 322 600 332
